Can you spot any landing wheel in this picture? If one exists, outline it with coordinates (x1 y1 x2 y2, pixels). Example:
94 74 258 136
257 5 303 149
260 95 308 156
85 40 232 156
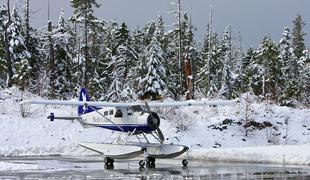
104 157 114 166
182 159 188 167
145 157 156 168
139 160 146 167
104 164 114 169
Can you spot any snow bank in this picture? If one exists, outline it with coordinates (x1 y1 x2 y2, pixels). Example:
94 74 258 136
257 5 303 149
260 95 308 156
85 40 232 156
0 161 39 171
191 144 310 165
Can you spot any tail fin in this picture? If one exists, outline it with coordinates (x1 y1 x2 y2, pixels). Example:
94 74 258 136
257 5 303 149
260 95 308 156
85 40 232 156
78 88 100 115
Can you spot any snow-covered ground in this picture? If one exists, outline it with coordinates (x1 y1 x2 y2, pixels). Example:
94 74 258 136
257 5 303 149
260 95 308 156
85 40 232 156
0 88 309 170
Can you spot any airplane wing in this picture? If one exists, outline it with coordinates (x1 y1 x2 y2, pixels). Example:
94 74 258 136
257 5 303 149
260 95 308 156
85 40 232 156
22 98 238 107
148 99 238 107
22 99 132 108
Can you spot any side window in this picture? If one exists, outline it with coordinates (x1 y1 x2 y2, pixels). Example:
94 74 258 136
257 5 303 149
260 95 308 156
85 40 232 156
115 110 123 118
104 111 108 116
109 110 114 115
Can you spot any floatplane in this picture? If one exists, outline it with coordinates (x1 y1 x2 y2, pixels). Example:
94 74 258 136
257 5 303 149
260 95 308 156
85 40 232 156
23 88 236 169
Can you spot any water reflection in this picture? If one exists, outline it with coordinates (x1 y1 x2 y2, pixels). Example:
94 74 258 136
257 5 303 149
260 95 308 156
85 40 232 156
0 157 309 179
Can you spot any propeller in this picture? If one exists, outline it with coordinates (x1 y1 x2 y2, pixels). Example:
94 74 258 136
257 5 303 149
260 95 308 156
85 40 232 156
144 101 165 144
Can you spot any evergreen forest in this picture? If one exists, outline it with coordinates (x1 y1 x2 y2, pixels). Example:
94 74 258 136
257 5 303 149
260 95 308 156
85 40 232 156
0 1 309 106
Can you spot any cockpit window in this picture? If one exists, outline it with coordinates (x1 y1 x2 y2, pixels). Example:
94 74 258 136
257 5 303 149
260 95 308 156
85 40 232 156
130 105 144 112
114 109 123 117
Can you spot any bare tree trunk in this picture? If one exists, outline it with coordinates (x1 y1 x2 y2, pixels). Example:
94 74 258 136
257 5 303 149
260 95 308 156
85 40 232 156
25 0 30 49
5 0 13 87
83 12 89 89
7 0 10 21
48 20 55 98
177 0 183 99
184 47 193 100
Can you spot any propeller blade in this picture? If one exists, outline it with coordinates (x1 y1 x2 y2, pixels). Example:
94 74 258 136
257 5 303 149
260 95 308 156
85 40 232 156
157 128 165 144
145 101 165 144
144 101 152 113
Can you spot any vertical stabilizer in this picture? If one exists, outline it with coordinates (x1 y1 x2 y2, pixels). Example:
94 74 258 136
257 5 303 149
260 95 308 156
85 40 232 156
78 88 100 115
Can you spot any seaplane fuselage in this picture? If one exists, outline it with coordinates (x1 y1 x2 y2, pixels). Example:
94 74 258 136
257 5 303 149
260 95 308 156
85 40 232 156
79 106 160 134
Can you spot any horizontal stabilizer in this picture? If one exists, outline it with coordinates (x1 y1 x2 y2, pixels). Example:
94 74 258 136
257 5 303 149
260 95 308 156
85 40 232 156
47 113 81 121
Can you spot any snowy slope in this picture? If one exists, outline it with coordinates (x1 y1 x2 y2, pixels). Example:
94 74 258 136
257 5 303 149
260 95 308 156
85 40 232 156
0 88 309 166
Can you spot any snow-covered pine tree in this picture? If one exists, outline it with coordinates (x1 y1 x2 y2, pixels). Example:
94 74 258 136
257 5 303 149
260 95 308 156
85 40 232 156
278 27 298 104
8 6 31 90
87 17 106 99
0 5 7 87
218 26 236 99
196 25 211 95
105 22 138 102
67 14 82 96
106 45 137 102
99 21 118 97
235 48 255 94
142 20 156 47
22 1 42 94
300 50 310 105
251 37 281 99
289 15 307 102
132 26 146 93
176 13 195 98
181 15 198 100
164 31 178 99
292 15 306 60
0 4 14 88
52 10 75 99
139 36 166 100
164 12 195 99
197 27 220 97
70 0 100 90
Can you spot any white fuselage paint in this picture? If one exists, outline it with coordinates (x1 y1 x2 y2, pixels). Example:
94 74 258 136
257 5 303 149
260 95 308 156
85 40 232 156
81 107 150 126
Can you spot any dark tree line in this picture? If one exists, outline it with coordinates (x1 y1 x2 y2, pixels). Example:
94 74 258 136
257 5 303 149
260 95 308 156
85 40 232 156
0 1 309 106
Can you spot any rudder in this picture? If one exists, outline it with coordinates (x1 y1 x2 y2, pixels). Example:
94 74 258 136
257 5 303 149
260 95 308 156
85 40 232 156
78 88 100 115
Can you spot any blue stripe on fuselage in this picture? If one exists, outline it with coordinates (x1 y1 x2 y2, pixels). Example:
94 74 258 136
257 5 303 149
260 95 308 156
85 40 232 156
98 124 155 133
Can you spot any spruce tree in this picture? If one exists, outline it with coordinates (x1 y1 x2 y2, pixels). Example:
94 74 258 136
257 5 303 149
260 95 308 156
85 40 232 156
300 50 310 105
219 26 235 99
22 1 42 93
87 18 105 99
279 27 296 103
292 15 306 59
0 4 13 87
0 5 7 87
8 6 31 90
251 37 281 99
53 10 74 99
237 48 255 94
70 0 100 89
196 25 212 95
105 22 138 101
139 36 166 100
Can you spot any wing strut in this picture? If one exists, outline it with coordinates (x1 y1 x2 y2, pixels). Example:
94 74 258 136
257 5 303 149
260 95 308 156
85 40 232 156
87 104 124 132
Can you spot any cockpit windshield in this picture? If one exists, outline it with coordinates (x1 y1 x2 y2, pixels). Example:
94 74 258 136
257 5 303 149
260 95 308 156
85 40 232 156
130 105 145 112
